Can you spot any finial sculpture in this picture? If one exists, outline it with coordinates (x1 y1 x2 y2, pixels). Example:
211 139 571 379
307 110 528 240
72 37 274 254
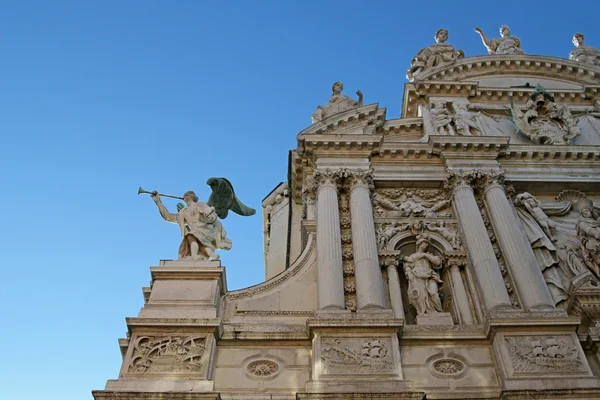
139 178 255 261
407 28 464 82
474 25 524 55
569 33 600 66
311 81 363 123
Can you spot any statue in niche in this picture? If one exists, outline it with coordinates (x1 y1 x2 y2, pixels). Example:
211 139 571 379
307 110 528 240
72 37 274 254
569 33 600 66
406 28 464 82
141 178 256 261
509 86 581 145
311 81 363 123
474 25 524 55
420 102 456 143
514 192 569 305
451 102 482 136
426 221 461 249
402 234 444 315
576 199 600 276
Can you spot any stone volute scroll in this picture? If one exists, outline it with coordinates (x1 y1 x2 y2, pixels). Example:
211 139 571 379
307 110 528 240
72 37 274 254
138 178 256 261
406 28 464 82
509 86 581 145
474 25 524 55
570 33 600 66
311 81 364 123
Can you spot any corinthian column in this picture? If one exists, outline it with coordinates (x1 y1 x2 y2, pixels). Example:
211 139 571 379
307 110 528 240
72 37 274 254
479 171 554 310
447 170 512 312
347 169 387 310
313 169 345 310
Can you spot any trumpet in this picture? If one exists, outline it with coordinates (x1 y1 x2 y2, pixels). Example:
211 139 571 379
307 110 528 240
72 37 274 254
137 186 184 200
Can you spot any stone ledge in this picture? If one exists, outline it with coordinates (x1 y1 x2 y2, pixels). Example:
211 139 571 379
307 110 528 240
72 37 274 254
93 390 219 400
298 392 424 400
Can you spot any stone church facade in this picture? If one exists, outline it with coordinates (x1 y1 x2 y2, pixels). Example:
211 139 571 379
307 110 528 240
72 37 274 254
94 29 600 399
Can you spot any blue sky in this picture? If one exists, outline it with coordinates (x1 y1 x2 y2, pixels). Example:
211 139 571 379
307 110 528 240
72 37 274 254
1 1 598 399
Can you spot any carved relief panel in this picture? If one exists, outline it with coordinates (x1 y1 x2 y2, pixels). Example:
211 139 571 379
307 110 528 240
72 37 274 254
495 333 591 378
122 334 214 379
313 333 402 379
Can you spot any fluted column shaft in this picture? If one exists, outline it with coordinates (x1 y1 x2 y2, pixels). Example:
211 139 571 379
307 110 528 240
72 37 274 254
482 177 554 310
348 171 387 310
315 171 345 310
381 254 405 319
449 172 511 312
448 262 474 324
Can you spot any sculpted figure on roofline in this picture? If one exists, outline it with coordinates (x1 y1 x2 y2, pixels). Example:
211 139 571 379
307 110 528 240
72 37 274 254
474 25 524 55
311 81 363 123
406 28 464 82
569 33 600 66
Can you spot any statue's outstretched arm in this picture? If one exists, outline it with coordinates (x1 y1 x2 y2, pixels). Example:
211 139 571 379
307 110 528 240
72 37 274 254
474 27 494 52
152 195 177 223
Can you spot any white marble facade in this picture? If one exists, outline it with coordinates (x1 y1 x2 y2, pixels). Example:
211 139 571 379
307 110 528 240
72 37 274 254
94 37 600 400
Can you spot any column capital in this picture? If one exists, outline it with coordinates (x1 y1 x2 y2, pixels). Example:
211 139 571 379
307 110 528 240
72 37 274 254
378 251 401 268
445 169 479 192
344 168 374 191
313 168 345 191
445 251 467 270
474 169 506 193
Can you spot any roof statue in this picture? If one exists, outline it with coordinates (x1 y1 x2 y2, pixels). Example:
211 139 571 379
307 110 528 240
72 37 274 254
311 81 363 123
509 85 580 145
407 28 464 82
138 178 255 261
474 25 524 55
570 33 600 66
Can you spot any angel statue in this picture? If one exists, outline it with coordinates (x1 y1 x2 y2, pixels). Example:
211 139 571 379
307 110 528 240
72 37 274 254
139 178 256 261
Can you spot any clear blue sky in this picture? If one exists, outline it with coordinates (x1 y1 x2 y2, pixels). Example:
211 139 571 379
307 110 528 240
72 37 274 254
1 1 598 399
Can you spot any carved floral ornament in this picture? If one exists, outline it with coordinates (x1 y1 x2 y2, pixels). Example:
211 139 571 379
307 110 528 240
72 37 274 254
245 358 281 380
427 353 469 379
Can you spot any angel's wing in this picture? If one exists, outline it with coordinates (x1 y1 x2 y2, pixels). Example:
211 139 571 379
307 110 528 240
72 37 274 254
206 177 256 219
508 97 531 137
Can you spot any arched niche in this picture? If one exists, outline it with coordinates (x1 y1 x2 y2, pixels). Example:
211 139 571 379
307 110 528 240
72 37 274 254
386 230 454 256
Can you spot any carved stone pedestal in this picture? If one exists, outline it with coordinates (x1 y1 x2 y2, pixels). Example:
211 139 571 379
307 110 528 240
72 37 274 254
416 312 453 326
94 260 224 398
305 316 408 395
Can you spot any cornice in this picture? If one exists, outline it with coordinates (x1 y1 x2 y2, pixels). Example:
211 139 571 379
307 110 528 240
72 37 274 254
416 55 600 85
297 103 385 137
500 144 600 162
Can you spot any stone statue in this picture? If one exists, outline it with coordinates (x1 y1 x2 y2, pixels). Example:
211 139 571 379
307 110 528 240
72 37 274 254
514 192 568 305
509 86 580 145
376 222 408 251
576 200 600 276
406 28 464 82
452 102 482 136
311 81 363 123
426 221 461 249
146 178 256 261
402 234 444 315
569 33 600 66
421 102 456 143
474 25 524 55
372 192 400 214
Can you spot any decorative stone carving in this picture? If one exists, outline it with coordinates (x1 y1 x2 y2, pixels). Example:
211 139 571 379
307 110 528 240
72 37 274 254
344 168 374 191
421 102 456 142
509 86 581 145
406 28 464 82
575 199 600 276
514 192 569 306
504 335 586 373
445 169 480 192
402 234 444 316
321 338 394 375
428 355 469 379
569 33 600 66
146 178 255 260
373 188 451 218
313 168 345 189
311 81 363 123
127 336 207 374
426 221 461 249
245 359 280 379
451 102 482 136
376 222 410 251
474 25 524 55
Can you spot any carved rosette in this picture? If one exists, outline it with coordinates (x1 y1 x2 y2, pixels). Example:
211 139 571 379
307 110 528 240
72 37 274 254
244 358 282 380
427 353 469 380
